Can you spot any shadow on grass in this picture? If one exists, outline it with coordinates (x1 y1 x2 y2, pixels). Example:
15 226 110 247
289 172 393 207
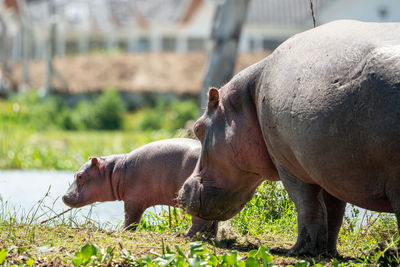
269 246 400 266
192 236 259 252
190 234 400 265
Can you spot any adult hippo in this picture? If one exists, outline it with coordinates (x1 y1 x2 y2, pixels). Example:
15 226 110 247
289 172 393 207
178 20 400 256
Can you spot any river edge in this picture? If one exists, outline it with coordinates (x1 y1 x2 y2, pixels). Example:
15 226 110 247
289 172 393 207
0 170 166 229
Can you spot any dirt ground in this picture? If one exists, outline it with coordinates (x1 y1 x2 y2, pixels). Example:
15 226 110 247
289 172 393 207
11 52 270 95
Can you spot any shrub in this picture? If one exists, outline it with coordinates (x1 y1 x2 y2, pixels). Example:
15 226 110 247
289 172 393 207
91 89 126 130
168 99 198 131
2 90 197 132
5 91 67 130
60 89 126 130
126 98 199 132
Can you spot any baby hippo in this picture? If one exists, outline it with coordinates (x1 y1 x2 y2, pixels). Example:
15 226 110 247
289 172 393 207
62 138 217 237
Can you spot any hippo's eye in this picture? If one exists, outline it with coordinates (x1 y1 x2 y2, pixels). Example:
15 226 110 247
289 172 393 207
193 121 205 141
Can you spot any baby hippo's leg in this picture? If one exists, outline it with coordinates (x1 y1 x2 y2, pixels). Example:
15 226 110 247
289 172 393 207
186 216 218 237
123 202 145 231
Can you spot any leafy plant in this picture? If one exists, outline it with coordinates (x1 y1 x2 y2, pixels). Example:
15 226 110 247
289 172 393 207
0 247 35 266
133 242 274 267
72 244 115 266
0 248 7 264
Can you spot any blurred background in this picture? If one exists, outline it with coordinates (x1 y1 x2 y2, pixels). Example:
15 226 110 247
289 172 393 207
0 0 399 228
1 0 400 98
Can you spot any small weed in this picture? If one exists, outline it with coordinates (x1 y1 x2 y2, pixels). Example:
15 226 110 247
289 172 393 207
126 242 274 266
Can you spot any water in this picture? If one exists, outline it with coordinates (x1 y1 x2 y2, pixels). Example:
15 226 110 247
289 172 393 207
0 170 393 230
0 170 163 229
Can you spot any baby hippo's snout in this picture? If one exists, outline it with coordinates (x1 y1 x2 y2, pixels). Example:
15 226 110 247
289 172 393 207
62 193 76 207
62 182 83 208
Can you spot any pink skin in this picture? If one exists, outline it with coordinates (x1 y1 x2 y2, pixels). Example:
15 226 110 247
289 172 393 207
179 20 400 256
178 60 279 221
62 138 218 237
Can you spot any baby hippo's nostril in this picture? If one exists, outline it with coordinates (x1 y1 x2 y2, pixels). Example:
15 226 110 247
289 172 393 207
62 193 77 207
62 194 70 205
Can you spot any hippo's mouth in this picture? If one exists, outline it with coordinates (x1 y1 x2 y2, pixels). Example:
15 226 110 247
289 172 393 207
178 174 250 221
177 174 202 217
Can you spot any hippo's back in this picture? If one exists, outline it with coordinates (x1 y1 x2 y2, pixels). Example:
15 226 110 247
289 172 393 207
126 138 200 188
257 20 400 212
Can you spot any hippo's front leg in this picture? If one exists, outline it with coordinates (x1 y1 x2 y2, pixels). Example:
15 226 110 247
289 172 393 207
123 202 145 231
186 216 218 237
277 164 328 256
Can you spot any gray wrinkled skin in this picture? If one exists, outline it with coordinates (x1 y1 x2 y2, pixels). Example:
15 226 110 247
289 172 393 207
179 20 400 256
63 138 218 237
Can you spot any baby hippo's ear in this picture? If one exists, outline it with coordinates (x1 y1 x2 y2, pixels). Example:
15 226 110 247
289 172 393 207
89 157 98 166
208 88 219 108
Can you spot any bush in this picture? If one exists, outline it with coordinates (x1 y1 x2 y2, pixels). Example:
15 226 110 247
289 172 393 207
60 89 126 130
169 99 198 131
4 91 67 130
126 98 199 132
1 90 197 132
92 89 126 130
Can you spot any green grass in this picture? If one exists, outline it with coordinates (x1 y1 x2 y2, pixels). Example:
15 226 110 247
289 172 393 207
0 90 196 170
1 181 399 266
1 91 399 265
0 124 179 170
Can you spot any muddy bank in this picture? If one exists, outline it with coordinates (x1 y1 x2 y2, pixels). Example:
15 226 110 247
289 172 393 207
11 52 269 95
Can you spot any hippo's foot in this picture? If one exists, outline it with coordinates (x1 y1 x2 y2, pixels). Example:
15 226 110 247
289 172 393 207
288 223 328 257
185 219 218 238
326 248 340 258
123 223 138 231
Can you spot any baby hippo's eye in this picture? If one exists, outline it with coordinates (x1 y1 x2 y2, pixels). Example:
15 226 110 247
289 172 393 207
76 174 87 185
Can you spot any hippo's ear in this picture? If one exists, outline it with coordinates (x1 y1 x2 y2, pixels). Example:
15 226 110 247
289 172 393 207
208 88 219 108
90 157 98 166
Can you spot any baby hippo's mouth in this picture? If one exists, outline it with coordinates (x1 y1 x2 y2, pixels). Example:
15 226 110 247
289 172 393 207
62 182 86 208
62 193 82 208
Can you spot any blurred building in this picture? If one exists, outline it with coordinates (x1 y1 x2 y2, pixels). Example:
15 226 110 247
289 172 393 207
1 0 400 59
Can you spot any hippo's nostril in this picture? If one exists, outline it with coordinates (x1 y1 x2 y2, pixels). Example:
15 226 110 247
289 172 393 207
177 177 202 217
177 189 185 207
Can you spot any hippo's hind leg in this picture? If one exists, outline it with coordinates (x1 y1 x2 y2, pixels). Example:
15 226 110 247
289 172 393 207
277 164 328 256
323 190 346 256
123 201 145 231
186 216 218 237
385 182 400 244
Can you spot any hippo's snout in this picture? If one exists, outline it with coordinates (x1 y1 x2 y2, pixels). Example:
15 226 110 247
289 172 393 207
179 174 252 221
178 176 201 216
